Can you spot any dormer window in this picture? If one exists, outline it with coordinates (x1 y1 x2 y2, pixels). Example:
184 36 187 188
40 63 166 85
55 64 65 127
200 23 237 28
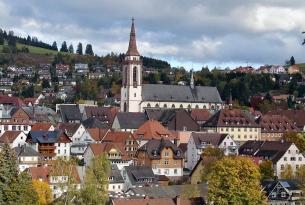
177 151 181 156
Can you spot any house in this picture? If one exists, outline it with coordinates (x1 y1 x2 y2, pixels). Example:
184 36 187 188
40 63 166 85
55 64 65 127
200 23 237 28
0 131 27 148
239 141 305 177
13 145 41 171
58 123 86 142
112 112 147 132
82 117 108 129
0 95 25 106
88 71 105 79
84 142 132 170
27 165 81 199
136 138 184 179
102 131 139 158
190 109 212 126
145 109 200 131
0 106 33 136
31 123 55 131
288 65 300 74
0 78 13 86
189 156 217 185
108 164 125 193
258 114 300 141
26 130 72 160
121 165 159 191
232 66 254 74
262 179 305 205
55 64 69 77
75 63 89 74
57 104 82 123
186 133 238 170
269 65 286 74
202 109 261 144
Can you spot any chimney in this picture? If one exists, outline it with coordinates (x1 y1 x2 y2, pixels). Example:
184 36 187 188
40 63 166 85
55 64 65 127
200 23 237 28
175 195 181 205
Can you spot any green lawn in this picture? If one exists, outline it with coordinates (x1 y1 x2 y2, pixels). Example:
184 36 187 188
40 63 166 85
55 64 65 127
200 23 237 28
0 43 73 55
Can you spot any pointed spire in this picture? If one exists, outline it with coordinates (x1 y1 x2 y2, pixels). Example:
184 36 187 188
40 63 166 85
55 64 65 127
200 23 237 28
126 18 140 56
190 69 194 89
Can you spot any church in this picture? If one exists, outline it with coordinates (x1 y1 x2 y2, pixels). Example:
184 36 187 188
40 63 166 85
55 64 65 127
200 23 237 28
120 19 224 113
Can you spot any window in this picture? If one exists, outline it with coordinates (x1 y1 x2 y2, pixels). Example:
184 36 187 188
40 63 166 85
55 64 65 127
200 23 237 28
296 165 299 169
164 159 169 165
244 128 247 131
163 104 167 108
174 169 177 174
58 149 60 154
164 169 169 174
299 157 303 161
271 192 276 198
291 157 296 161
180 104 183 108
281 192 286 197
284 157 287 161
164 152 169 157
231 128 234 131
226 128 229 131
281 165 284 170
134 93 136 97
171 104 175 108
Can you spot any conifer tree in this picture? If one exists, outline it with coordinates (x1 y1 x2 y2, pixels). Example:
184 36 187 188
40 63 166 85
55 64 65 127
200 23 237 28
76 42 83 55
60 41 68 52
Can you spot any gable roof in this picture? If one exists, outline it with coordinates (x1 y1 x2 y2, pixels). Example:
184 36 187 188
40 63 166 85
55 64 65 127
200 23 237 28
28 167 49 183
239 140 292 163
124 165 158 186
0 95 25 106
58 105 82 122
14 145 40 157
145 109 199 131
262 179 304 198
82 117 109 129
190 109 212 122
109 164 124 184
31 123 53 131
268 110 305 129
137 138 183 160
259 114 300 133
27 130 71 144
58 123 82 137
87 128 109 141
142 84 222 103
88 142 129 160
115 112 147 129
84 106 118 125
203 109 259 128
134 119 176 141
191 132 229 148
0 131 22 143
102 131 137 144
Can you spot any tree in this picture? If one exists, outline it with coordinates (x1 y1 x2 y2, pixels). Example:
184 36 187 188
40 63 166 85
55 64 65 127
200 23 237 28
52 41 58 51
181 184 200 199
290 56 296 66
60 41 68 52
0 144 39 204
283 132 305 152
76 43 83 55
281 164 294 179
207 157 266 205
202 146 224 158
42 79 51 89
85 44 94 55
0 36 4 45
259 160 274 180
68 44 74 54
79 154 110 205
32 180 52 205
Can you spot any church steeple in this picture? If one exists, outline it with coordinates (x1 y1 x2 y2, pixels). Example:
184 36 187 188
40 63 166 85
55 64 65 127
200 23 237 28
190 69 195 89
126 18 140 56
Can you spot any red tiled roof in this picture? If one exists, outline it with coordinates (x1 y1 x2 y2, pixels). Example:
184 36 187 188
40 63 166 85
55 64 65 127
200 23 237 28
89 142 129 160
134 119 177 141
87 128 109 141
260 114 300 133
102 131 136 144
0 131 22 143
31 123 53 131
190 109 212 122
0 95 25 106
268 110 305 129
28 167 49 183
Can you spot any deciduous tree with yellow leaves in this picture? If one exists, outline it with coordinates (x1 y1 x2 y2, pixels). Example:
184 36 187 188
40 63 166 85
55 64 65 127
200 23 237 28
207 156 267 205
32 179 52 205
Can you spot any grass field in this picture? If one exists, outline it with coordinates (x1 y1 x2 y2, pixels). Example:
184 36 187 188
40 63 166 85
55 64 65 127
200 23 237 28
0 43 71 55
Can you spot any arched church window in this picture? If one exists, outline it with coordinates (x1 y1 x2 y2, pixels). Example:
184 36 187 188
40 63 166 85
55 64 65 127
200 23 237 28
133 66 137 87
172 104 175 108
124 103 127 112
195 105 199 108
163 104 167 108
155 104 159 108
203 105 207 109
147 103 151 108
211 105 215 110
188 104 191 109
180 104 183 108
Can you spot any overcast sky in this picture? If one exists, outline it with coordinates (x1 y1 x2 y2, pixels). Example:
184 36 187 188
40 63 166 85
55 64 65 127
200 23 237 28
1 0 305 70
